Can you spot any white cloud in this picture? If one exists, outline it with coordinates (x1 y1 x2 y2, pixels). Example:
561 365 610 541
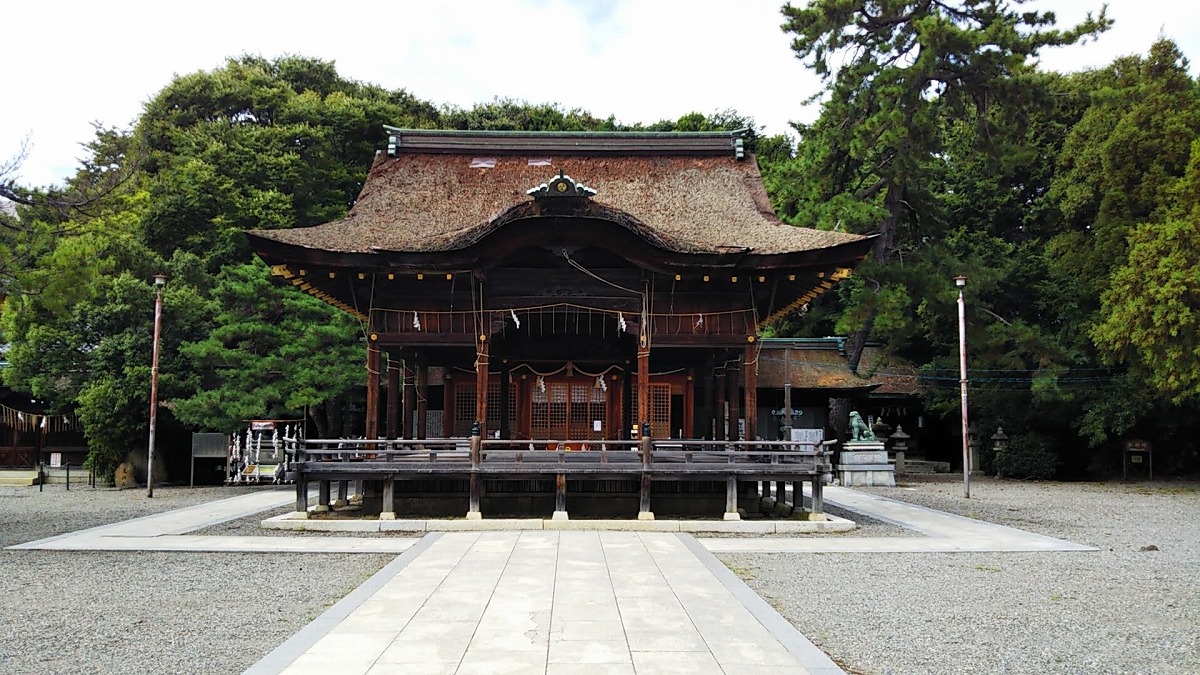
2 0 1195 188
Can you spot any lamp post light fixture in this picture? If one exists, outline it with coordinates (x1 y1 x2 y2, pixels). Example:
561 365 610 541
147 274 167 498
954 275 970 499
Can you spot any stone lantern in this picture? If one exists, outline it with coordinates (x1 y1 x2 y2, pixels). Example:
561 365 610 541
889 425 910 474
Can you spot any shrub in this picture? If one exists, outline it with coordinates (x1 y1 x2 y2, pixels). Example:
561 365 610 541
994 431 1061 480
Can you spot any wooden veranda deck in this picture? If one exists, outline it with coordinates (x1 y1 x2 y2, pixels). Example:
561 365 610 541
288 438 834 519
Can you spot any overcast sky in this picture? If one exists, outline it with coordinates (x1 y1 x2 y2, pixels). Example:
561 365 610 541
3 1 1196 188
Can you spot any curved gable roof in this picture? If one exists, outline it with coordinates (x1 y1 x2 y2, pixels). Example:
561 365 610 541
249 130 870 258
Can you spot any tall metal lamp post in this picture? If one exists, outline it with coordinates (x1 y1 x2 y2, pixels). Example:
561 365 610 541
954 275 970 498
147 274 167 498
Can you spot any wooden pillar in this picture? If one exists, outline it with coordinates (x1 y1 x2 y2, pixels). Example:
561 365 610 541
499 360 511 440
715 367 727 441
553 474 568 520
366 342 381 441
467 432 482 519
442 374 454 438
386 358 400 440
744 344 757 442
403 362 416 439
728 358 741 442
416 363 428 439
637 340 650 438
622 364 633 440
638 434 653 520
701 355 715 439
475 337 490 438
744 342 762 499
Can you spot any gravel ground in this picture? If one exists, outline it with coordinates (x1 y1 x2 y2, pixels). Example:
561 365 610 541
0 485 393 674
5 478 1196 674
721 475 1200 675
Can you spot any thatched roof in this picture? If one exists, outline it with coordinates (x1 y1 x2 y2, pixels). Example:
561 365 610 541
756 342 919 395
857 346 920 396
249 130 869 257
757 349 877 391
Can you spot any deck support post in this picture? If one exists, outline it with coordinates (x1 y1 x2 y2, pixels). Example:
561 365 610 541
333 480 348 508
294 477 309 518
638 435 654 520
553 473 568 520
775 480 789 515
724 476 740 520
314 480 330 512
380 477 396 520
810 476 826 519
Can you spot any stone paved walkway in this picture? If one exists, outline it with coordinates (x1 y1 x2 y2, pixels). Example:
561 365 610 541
248 531 838 675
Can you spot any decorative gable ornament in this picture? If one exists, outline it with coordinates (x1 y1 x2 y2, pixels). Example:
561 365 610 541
527 170 597 198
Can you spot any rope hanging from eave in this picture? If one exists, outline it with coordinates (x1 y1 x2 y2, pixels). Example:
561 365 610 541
0 405 82 433
350 274 383 377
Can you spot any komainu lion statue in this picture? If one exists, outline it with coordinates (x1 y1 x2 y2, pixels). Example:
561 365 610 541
849 411 876 442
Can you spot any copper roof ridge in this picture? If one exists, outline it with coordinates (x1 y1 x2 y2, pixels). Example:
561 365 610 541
382 126 748 156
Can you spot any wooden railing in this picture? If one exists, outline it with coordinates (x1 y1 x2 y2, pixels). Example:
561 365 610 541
289 437 835 518
291 438 832 474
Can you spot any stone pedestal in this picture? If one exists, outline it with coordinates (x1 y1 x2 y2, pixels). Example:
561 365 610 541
837 441 895 487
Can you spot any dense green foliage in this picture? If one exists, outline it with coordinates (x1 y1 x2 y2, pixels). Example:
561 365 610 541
3 23 1199 480
766 0 1200 476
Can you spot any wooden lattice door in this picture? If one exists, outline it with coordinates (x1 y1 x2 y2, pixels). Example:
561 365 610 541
530 381 608 441
630 383 671 438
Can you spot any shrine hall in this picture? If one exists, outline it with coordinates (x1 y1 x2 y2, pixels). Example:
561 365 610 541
248 128 876 520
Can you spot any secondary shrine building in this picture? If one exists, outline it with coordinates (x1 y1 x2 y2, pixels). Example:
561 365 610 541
248 129 874 518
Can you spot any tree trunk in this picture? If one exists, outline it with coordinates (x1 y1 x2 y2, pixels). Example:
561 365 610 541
832 182 904 439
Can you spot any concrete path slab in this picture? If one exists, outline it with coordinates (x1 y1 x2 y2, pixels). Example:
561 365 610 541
701 485 1096 553
247 531 840 675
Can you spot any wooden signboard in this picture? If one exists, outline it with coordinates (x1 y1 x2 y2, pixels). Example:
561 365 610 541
1123 438 1152 479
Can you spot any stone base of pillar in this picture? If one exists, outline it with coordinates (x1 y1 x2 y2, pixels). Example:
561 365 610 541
465 511 482 520
331 499 348 508
311 505 330 513
637 511 655 521
789 510 826 521
292 511 309 520
723 511 741 521
378 512 396 521
551 511 569 521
